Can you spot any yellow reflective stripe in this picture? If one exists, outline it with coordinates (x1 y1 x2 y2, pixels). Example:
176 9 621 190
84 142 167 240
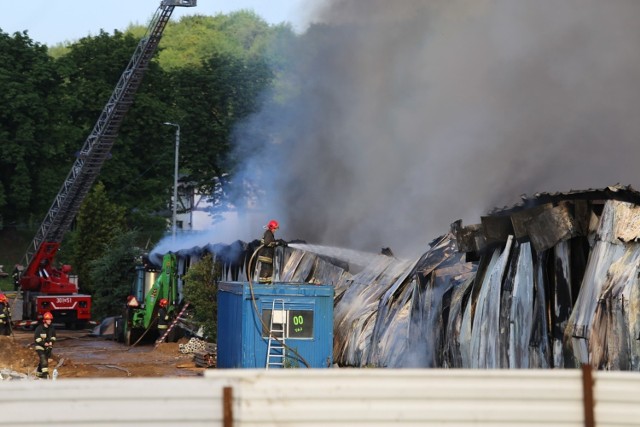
51 337 56 341
35 337 43 342
35 346 45 351
257 256 273 264
158 325 168 330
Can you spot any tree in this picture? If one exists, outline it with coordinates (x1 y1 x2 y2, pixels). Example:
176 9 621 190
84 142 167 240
0 30 68 226
171 52 274 195
88 230 143 320
66 182 126 296
182 253 219 341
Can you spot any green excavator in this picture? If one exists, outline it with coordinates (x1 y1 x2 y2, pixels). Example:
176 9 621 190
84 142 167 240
122 253 180 346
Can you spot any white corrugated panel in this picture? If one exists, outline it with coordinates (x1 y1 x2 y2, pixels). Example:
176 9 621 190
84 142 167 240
0 377 231 427
594 371 640 426
1 369 640 426
209 369 585 426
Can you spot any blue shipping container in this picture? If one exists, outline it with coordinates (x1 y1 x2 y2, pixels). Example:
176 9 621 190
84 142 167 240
217 282 334 368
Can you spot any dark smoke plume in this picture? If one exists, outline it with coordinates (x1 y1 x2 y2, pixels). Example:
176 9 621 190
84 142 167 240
229 0 640 258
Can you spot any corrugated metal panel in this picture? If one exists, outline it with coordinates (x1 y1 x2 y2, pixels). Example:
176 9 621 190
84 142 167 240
206 369 640 426
0 377 228 426
1 369 639 426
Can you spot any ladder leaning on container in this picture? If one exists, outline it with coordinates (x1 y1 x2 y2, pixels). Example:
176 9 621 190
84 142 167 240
266 299 286 369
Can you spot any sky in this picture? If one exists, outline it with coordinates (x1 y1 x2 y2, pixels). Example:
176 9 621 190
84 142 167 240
0 0 311 45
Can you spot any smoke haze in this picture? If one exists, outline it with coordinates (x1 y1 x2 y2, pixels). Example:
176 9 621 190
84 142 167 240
224 0 640 259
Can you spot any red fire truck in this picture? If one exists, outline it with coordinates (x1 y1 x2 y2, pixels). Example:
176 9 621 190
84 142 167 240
15 0 197 328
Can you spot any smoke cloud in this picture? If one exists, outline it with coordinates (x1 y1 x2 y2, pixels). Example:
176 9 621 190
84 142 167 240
224 0 640 259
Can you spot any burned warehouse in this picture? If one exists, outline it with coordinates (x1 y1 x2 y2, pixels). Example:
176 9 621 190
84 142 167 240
167 185 640 370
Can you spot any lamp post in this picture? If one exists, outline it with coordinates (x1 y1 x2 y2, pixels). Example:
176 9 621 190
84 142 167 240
163 122 180 239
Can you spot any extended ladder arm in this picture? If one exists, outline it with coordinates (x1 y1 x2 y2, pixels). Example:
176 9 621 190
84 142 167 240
22 0 197 269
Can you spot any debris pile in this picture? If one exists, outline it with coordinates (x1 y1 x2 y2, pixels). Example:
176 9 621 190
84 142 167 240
0 336 40 379
180 337 216 368
332 185 640 369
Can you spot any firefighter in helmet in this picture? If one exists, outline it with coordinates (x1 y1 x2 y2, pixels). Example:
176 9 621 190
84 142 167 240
157 298 170 335
0 294 11 336
34 311 56 379
257 219 287 284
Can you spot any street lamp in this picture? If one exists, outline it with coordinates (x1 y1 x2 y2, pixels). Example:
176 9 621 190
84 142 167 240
163 122 180 239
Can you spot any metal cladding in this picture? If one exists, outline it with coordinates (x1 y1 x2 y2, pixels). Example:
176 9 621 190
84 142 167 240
169 185 640 369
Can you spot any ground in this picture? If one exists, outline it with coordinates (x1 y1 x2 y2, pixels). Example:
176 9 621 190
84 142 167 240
0 326 206 379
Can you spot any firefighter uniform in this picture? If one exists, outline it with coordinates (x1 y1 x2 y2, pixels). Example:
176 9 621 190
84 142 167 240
258 228 277 283
0 299 11 336
157 306 170 332
34 315 56 379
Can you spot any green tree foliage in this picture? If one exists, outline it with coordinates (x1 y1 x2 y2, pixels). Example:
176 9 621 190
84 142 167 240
171 53 274 194
53 30 178 240
88 230 143 319
0 30 69 226
159 11 277 70
66 182 126 296
182 254 219 340
0 12 297 322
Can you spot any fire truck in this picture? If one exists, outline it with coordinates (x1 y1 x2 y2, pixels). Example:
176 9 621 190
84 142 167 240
15 0 197 328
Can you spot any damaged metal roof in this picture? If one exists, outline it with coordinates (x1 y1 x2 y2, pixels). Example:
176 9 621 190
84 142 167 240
167 186 640 370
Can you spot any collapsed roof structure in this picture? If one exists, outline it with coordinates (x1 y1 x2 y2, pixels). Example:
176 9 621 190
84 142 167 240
172 185 640 370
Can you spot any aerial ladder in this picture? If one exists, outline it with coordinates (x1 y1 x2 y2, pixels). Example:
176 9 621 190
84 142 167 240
16 0 197 327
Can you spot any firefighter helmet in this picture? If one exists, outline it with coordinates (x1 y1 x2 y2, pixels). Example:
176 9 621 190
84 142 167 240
267 220 279 231
159 298 168 308
43 311 53 321
0 294 7 303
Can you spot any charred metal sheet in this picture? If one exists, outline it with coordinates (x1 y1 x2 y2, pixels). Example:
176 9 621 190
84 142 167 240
510 204 551 239
280 250 315 282
442 275 474 368
525 203 577 253
481 215 514 244
529 255 551 368
488 184 640 216
508 242 534 368
597 200 640 243
452 222 486 253
552 241 573 368
471 236 513 368
309 257 351 286
567 241 626 343
573 199 591 236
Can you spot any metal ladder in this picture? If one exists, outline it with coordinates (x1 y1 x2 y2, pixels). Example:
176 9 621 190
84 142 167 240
266 299 286 369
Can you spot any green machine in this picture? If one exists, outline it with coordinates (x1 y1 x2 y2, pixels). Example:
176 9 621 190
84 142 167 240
122 253 179 345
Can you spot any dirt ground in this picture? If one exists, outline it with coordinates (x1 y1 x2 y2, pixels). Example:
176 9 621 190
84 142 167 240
0 326 206 379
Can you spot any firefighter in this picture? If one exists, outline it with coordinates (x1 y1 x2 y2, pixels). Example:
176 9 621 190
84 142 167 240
257 219 287 284
12 264 22 291
157 298 170 334
34 311 56 379
0 294 11 336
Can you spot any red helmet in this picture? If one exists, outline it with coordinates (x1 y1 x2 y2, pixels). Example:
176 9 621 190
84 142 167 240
159 298 168 308
0 294 7 303
267 220 279 231
43 312 53 321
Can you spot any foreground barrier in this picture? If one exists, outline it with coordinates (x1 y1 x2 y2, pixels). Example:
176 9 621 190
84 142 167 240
0 368 639 426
